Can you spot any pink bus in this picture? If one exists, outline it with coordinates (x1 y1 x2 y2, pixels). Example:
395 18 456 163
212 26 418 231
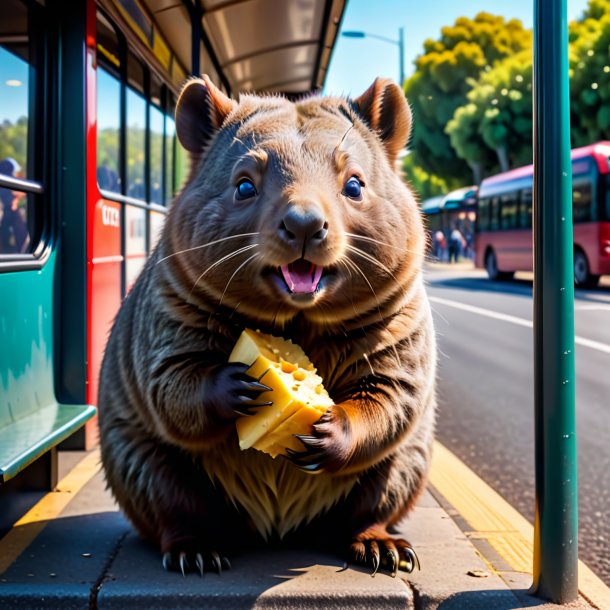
475 142 610 287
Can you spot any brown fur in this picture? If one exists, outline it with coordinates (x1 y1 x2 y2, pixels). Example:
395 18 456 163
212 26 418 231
98 75 437 572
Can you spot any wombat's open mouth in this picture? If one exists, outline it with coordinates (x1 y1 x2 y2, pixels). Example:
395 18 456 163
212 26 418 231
280 260 323 294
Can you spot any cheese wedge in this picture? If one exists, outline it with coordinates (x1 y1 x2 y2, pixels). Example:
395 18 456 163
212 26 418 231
228 329 333 457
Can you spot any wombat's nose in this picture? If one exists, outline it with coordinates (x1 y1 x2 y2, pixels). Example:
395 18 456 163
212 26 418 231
279 205 328 251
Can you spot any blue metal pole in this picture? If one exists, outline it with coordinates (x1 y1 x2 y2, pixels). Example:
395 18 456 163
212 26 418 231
531 0 578 603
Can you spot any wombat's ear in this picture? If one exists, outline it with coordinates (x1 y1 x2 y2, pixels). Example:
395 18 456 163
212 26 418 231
353 78 411 163
175 75 236 153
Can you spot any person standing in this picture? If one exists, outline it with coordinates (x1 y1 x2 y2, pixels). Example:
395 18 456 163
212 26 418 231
0 158 29 254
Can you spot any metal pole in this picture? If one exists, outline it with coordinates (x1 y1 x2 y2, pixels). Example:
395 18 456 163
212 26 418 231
531 0 578 603
398 27 404 88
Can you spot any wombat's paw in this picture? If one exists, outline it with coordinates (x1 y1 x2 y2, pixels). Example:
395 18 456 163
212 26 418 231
209 363 273 419
349 528 420 578
285 407 351 473
162 548 232 577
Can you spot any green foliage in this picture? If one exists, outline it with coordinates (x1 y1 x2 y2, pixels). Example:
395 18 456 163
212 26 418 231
401 153 452 201
569 2 610 145
0 117 28 170
446 50 533 176
405 12 531 182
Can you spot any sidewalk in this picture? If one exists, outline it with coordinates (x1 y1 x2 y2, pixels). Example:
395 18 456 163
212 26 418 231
0 445 606 610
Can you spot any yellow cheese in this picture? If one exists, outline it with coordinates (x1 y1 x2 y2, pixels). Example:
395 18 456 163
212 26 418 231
228 329 333 457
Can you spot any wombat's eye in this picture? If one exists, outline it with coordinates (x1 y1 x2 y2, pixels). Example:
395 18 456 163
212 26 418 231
342 176 363 201
236 178 257 200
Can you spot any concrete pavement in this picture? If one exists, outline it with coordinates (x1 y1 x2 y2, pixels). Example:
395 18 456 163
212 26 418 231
0 446 604 609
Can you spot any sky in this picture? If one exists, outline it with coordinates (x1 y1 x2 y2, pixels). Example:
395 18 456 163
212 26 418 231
324 0 591 96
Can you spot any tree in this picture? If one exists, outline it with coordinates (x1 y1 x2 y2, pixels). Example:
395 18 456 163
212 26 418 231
446 50 533 179
569 2 610 145
405 12 531 183
401 153 450 201
0 117 28 170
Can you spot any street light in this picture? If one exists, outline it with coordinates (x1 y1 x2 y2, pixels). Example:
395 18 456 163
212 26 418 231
342 27 405 87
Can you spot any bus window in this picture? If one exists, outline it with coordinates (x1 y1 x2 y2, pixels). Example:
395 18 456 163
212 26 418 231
500 192 519 229
165 113 176 203
520 188 533 229
126 88 146 200
0 0 42 256
150 104 164 204
96 68 121 194
477 198 489 231
490 197 500 231
572 180 593 223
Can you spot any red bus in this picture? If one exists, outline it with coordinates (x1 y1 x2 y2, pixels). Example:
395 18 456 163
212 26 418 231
475 142 610 287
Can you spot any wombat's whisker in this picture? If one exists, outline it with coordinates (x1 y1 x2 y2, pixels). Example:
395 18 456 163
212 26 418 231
191 244 259 295
345 245 398 281
343 256 384 321
218 252 261 307
157 232 260 264
344 232 404 251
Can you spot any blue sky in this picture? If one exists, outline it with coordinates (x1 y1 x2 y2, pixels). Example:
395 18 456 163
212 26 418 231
324 0 591 96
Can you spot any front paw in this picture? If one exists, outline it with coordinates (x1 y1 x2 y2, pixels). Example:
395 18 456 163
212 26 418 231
285 407 351 473
207 363 272 420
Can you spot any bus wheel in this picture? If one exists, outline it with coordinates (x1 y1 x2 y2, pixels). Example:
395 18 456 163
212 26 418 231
574 249 600 288
485 249 513 281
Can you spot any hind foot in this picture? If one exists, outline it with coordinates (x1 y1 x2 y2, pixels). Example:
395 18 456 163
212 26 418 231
162 546 231 576
350 527 420 577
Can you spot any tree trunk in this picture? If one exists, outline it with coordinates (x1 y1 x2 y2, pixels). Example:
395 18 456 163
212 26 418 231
496 146 510 173
469 161 483 185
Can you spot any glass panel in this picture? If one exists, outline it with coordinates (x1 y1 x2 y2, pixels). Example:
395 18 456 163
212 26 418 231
125 205 147 289
0 0 42 255
97 67 121 193
490 197 500 231
149 210 165 249
0 188 33 254
150 104 164 204
520 188 532 229
164 114 175 203
0 0 32 180
477 198 489 232
126 87 146 199
572 180 593 223
500 192 518 229
97 11 120 71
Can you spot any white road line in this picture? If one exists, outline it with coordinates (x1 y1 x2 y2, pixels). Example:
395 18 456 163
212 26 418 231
430 295 610 355
575 304 610 312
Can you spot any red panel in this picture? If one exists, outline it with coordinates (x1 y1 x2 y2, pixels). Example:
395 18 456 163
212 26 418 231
85 0 122 447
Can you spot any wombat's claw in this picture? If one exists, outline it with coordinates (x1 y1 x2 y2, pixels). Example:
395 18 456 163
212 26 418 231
350 537 419 578
234 400 273 417
162 550 231 576
399 546 420 573
284 446 323 473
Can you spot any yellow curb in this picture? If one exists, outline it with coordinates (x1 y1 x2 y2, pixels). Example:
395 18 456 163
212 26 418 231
430 441 610 610
0 448 101 575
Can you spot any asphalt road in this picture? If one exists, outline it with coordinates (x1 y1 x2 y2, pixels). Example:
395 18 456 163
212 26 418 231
426 265 610 587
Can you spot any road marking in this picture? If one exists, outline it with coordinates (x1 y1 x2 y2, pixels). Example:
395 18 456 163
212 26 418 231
430 441 610 610
430 296 610 355
0 449 101 575
575 304 610 312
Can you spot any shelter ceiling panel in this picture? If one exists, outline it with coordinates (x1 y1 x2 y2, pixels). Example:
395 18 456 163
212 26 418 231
226 45 318 93
201 0 324 75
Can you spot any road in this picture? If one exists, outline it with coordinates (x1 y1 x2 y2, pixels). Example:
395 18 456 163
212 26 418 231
426 265 610 586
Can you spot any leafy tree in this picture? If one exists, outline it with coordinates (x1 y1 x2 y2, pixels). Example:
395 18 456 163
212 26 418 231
402 153 450 201
568 2 610 145
446 50 533 178
405 12 531 183
0 117 28 170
